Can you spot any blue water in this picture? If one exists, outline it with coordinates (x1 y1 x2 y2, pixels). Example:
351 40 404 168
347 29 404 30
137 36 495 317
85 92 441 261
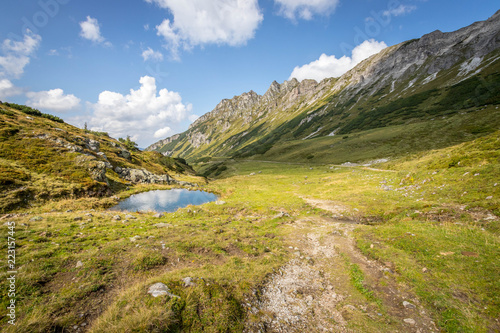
110 189 218 213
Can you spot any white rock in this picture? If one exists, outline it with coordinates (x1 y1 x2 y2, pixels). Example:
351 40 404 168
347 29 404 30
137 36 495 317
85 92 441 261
147 282 180 298
403 301 416 309
404 318 416 325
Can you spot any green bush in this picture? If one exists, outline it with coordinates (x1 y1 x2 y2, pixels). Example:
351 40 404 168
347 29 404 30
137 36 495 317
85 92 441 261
2 102 64 123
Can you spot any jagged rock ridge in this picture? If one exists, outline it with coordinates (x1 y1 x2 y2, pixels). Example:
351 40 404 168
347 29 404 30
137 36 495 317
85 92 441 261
147 10 500 161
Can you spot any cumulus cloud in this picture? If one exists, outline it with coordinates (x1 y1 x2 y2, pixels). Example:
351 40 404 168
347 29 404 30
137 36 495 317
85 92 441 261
290 39 387 82
0 31 41 79
274 0 340 20
146 0 263 58
142 47 164 62
383 4 417 17
154 126 172 138
26 89 81 112
0 79 23 99
89 76 192 145
79 16 111 46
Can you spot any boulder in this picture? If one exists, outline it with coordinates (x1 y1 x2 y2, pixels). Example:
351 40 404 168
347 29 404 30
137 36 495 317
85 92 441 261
147 282 180 298
87 139 100 152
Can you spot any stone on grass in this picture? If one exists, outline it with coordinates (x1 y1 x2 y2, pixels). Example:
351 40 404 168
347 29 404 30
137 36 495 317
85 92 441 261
112 215 121 221
130 235 141 242
29 216 43 222
154 223 172 228
404 318 416 325
403 301 416 309
215 201 226 205
182 277 196 287
148 282 180 298
76 261 83 268
274 212 290 218
125 214 137 219
153 213 164 218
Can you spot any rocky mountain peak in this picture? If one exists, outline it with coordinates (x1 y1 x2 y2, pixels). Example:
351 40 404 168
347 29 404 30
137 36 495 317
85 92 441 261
263 80 282 102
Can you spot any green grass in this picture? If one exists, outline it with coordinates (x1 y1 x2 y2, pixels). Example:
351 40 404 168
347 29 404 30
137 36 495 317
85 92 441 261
0 126 498 332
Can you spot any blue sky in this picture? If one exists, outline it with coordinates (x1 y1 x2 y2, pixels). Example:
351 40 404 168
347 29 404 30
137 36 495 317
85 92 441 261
0 0 498 146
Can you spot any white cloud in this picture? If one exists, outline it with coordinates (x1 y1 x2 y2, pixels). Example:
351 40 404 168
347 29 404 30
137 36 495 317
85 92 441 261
154 126 171 138
146 0 263 58
79 16 111 46
290 39 387 82
89 76 192 145
0 31 41 79
383 4 417 17
0 79 23 99
274 0 340 20
26 89 81 112
142 47 164 62
188 114 199 122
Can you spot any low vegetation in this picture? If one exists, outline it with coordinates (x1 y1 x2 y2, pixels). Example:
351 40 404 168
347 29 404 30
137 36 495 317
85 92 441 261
0 127 498 331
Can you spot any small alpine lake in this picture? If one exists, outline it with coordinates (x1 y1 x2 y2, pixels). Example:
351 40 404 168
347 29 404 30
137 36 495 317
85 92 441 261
110 189 218 213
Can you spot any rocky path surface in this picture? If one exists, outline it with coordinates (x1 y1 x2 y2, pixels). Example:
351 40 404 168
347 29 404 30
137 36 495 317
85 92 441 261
245 198 438 332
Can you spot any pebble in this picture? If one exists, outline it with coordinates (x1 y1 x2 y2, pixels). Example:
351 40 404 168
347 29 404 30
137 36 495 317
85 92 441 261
404 318 416 325
76 261 83 268
403 301 416 309
112 215 121 221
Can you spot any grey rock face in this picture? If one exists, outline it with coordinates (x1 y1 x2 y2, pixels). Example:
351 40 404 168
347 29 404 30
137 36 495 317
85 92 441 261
147 282 180 298
118 149 131 160
145 134 181 151
116 167 171 184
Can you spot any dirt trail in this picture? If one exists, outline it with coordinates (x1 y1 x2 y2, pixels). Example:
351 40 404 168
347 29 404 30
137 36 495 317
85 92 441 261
245 198 438 332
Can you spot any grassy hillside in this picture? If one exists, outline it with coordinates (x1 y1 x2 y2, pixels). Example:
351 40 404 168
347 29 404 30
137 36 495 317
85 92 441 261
0 102 199 213
150 40 500 164
1 131 498 332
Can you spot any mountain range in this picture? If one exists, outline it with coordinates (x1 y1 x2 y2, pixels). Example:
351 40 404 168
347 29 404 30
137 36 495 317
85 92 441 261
147 10 500 167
